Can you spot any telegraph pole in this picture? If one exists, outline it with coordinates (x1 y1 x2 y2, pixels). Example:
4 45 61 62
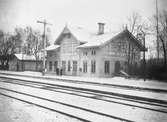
142 32 146 81
37 19 52 75
156 0 159 62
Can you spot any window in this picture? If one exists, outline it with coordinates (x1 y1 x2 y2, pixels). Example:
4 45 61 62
66 33 71 38
83 61 87 73
104 61 110 74
63 33 71 38
83 52 88 56
91 60 96 73
68 61 71 72
62 61 66 71
49 61 52 71
73 61 77 72
27 43 31 54
91 50 96 55
48 51 53 57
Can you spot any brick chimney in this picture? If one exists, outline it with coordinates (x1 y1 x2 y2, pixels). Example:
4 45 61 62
98 22 105 35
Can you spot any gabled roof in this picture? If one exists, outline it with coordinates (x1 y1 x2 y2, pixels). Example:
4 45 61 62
14 54 42 61
46 44 60 51
15 54 36 61
54 25 145 51
55 25 94 44
77 30 124 48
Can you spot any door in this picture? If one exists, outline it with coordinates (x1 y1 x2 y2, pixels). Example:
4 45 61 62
72 61 77 75
54 61 58 72
115 61 121 74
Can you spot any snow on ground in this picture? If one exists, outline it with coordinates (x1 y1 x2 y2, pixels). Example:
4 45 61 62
0 94 81 122
0 71 167 122
0 81 167 122
0 83 121 122
0 72 167 103
0 70 167 91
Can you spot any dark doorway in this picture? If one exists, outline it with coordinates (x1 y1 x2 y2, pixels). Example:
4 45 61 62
54 61 58 72
72 61 77 75
62 61 66 75
115 61 121 74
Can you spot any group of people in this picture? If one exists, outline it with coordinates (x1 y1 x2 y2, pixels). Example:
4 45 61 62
56 68 63 75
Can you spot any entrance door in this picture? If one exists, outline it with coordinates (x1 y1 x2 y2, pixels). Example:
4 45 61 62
115 61 121 74
72 61 77 75
54 61 58 72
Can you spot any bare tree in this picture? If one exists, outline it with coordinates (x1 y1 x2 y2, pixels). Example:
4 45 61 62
127 12 142 34
23 26 50 70
0 30 22 70
23 26 42 70
0 26 51 71
126 13 141 66
120 12 149 74
158 10 167 68
13 27 26 53
123 13 142 69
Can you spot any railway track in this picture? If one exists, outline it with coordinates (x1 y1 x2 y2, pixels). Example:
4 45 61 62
0 77 167 106
0 87 132 122
0 72 167 93
0 77 167 112
0 92 90 122
0 77 167 121
0 78 133 122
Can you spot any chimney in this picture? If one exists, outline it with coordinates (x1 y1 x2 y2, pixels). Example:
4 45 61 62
98 22 105 35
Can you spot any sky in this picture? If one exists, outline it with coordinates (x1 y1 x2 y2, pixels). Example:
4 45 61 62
0 0 167 49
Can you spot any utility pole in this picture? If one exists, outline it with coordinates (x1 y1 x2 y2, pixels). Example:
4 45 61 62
142 32 146 81
37 19 52 75
156 0 159 62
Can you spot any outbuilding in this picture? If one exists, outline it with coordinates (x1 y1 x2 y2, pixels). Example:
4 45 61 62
9 54 42 71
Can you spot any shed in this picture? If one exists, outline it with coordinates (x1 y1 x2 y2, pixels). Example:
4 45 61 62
9 54 42 71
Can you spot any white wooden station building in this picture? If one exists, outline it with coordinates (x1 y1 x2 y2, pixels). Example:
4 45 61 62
46 23 145 77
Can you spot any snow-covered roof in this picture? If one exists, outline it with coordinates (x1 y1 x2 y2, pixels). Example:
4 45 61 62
55 25 144 50
66 26 95 43
46 45 60 51
55 25 93 44
77 31 121 48
55 25 119 46
15 54 37 61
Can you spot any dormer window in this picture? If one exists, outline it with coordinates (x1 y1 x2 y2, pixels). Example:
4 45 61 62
63 33 71 38
67 33 71 38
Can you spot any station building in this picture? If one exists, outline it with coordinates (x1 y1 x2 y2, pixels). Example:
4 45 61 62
46 23 145 77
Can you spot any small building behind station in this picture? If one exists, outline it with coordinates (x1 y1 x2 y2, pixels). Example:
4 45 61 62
9 54 42 71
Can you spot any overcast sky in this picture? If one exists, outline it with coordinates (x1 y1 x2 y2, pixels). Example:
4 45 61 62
0 0 167 44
